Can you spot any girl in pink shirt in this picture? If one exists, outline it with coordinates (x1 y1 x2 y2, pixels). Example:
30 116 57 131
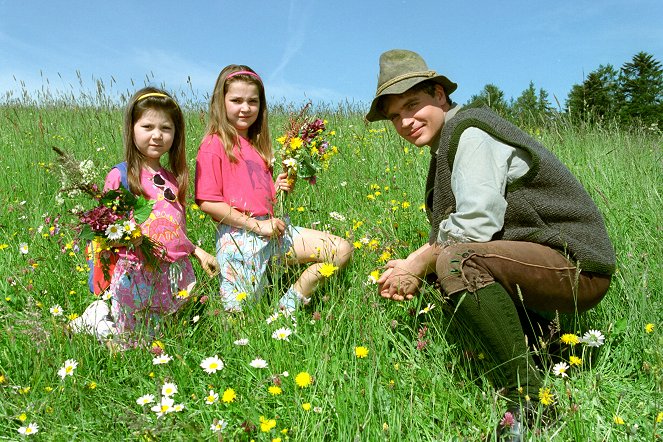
195 65 353 312
86 87 219 343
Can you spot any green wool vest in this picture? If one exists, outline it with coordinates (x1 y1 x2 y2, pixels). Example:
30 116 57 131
426 106 616 275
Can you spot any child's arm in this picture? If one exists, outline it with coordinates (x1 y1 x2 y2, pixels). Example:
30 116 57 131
198 201 286 239
191 246 219 277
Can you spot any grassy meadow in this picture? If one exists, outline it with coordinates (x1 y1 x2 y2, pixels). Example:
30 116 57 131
0 87 661 441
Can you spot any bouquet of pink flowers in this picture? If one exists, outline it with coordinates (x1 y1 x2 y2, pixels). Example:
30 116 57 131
53 147 163 285
275 103 338 186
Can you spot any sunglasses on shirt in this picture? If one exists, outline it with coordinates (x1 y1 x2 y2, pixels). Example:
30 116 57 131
153 173 177 202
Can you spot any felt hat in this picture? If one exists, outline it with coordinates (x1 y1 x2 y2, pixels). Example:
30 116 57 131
366 49 457 122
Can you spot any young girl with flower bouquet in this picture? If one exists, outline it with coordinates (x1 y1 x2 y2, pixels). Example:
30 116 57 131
74 87 218 343
195 65 353 313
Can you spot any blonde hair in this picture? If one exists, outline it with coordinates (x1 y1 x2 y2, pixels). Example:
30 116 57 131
206 64 273 166
123 87 188 204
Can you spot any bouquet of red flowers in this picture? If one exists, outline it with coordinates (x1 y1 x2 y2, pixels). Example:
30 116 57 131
53 147 163 292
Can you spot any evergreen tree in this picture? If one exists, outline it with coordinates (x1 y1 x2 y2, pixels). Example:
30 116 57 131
566 65 620 123
619 51 663 126
466 84 510 116
513 81 553 128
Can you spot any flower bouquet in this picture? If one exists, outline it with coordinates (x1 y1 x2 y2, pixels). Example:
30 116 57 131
274 103 338 221
275 102 337 186
52 147 163 291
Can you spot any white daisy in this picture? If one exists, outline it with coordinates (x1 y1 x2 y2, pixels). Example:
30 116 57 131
192 315 200 324
272 327 292 341
17 422 39 436
122 220 137 234
210 419 228 432
19 242 29 255
265 312 280 324
101 291 112 301
152 354 173 365
173 403 185 412
161 382 178 397
283 158 298 169
50 304 63 316
249 358 268 369
136 394 155 406
205 389 219 404
151 396 175 417
200 355 224 374
329 211 346 222
552 361 570 378
418 303 436 315
105 223 124 241
57 359 78 379
581 329 605 347
233 338 249 346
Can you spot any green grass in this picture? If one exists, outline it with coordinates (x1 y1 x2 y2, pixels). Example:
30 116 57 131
0 90 661 441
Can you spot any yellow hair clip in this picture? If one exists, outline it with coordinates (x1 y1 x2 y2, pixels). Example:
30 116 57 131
136 92 170 102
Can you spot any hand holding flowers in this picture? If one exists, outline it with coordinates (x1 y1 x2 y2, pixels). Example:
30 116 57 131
52 147 164 276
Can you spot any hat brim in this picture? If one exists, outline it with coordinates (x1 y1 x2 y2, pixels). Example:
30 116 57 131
365 75 457 122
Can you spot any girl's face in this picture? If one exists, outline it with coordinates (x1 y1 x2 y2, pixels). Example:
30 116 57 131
224 80 260 137
133 109 175 170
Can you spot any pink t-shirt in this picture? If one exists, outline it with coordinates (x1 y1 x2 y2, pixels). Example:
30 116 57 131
195 134 276 218
104 166 195 263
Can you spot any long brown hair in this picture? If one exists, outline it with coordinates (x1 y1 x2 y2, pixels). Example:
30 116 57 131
123 87 188 204
206 65 273 165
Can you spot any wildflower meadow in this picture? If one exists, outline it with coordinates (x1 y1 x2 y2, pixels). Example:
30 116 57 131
0 83 661 441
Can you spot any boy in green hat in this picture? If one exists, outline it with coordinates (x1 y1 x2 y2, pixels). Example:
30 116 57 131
367 49 615 431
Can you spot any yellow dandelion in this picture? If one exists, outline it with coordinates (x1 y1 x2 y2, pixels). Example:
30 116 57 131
656 411 663 423
295 371 312 388
613 415 625 425
355 346 369 358
353 241 362 249
378 250 392 262
176 290 189 299
260 416 277 432
235 292 247 302
318 263 339 278
222 388 236 403
645 323 655 333
268 385 282 396
569 355 582 366
290 137 303 150
538 387 554 406
18 413 27 422
302 402 311 411
560 333 580 345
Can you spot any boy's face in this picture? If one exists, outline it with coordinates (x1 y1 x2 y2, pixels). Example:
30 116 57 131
383 84 448 148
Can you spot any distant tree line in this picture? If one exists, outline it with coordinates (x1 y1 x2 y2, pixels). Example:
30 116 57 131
466 51 663 129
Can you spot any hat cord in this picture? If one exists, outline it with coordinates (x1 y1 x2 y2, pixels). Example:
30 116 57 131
377 70 437 95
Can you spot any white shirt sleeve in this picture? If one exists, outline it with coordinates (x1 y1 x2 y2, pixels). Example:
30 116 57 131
437 127 531 244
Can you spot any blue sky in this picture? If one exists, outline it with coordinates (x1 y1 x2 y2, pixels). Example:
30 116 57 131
1 0 661 109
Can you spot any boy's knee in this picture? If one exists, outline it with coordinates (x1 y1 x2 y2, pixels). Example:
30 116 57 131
435 246 456 278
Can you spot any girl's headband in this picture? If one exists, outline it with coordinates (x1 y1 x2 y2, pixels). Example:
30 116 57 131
226 70 262 83
135 92 179 108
